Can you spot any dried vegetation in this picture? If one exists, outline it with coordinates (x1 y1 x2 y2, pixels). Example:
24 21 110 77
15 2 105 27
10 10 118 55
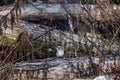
0 0 120 80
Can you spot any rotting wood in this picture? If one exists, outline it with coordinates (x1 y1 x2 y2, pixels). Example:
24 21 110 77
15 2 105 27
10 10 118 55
12 57 120 80
19 3 120 21
20 21 120 53
0 2 120 21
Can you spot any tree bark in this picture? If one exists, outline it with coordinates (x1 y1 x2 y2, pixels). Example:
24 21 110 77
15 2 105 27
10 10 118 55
18 2 120 21
0 2 119 21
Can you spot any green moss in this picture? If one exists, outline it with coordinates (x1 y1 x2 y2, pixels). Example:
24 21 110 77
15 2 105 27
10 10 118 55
1 38 15 48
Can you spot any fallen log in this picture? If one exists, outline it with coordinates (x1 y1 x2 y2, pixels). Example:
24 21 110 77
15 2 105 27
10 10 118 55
19 2 120 21
20 21 120 55
12 57 119 80
0 2 120 21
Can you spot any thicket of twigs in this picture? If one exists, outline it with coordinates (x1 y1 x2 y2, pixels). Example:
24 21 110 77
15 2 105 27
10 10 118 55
0 0 120 79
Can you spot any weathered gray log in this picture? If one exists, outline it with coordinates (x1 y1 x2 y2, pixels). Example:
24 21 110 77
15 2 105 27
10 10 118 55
19 2 120 21
12 57 119 80
20 21 120 54
0 1 120 21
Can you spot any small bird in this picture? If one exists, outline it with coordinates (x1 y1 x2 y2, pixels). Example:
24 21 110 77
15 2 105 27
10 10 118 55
56 46 64 57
